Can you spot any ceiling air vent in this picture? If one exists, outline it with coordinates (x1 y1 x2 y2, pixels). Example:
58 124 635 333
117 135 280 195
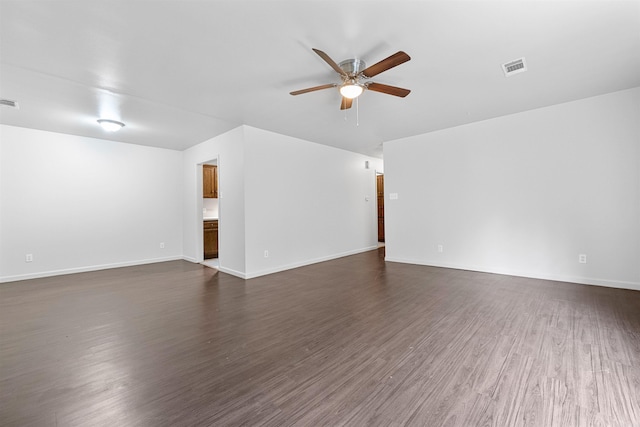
0 99 19 109
502 58 527 77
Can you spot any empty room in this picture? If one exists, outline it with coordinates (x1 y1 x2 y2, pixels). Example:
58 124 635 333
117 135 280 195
1 1 638 426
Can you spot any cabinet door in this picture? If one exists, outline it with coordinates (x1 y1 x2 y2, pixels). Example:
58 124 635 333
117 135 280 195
203 165 218 198
204 228 214 259
212 165 218 198
203 165 213 198
204 221 219 259
202 165 218 199
212 220 218 257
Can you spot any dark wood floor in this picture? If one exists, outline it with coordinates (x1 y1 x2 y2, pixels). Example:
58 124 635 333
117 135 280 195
1 249 639 426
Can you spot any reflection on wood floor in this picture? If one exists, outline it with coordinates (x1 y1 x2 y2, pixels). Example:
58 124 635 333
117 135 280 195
1 248 639 426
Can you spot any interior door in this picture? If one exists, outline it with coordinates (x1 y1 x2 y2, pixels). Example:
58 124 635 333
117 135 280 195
376 174 384 242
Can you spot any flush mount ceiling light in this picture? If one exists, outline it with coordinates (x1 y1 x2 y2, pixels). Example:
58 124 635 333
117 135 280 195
97 119 125 132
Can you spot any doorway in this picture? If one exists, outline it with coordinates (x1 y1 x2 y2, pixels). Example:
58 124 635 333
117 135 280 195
376 173 384 242
201 159 219 269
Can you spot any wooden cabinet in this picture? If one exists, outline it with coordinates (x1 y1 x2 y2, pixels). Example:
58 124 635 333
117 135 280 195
203 165 218 198
204 220 219 259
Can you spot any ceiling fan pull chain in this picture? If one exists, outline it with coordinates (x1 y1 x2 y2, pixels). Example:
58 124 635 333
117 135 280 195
356 97 359 126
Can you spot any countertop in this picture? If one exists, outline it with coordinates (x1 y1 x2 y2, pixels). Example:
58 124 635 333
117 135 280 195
204 217 218 221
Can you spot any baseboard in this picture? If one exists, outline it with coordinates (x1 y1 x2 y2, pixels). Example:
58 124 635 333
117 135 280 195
244 246 379 280
217 266 247 279
0 247 380 284
384 256 640 292
0 256 184 283
181 256 247 279
188 246 379 280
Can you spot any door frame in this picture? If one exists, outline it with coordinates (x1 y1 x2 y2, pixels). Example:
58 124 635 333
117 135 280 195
197 156 220 263
376 172 385 243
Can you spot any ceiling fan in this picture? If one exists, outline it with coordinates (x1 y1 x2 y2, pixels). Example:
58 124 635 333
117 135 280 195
290 48 411 110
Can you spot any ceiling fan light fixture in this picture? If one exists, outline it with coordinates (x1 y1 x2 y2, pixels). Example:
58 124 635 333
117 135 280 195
97 119 125 132
290 48 411 109
340 83 364 99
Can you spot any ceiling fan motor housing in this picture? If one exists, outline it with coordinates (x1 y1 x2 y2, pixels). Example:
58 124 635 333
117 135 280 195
339 59 367 77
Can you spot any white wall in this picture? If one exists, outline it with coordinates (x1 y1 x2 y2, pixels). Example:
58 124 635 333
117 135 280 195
182 125 381 279
0 125 183 282
243 126 380 278
182 126 246 275
2 123 380 282
384 87 640 290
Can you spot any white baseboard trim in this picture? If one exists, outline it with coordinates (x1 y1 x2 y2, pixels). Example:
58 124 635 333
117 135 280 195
0 256 184 283
181 256 247 279
217 266 247 279
0 247 381 284
384 256 640 292
244 246 379 280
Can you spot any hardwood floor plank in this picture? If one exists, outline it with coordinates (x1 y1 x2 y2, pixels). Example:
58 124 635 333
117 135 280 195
1 251 639 426
490 351 540 426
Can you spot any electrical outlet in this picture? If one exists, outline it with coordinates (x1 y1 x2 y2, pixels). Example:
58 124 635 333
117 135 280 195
264 250 269 258
437 244 444 253
160 242 165 249
25 254 33 262
390 193 399 200
578 254 587 264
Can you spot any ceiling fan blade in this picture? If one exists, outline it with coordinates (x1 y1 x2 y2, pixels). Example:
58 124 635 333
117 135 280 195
312 48 348 77
361 51 411 78
290 83 337 96
367 82 411 97
340 97 353 110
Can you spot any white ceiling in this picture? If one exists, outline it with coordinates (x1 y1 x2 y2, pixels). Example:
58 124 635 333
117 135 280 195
1 0 639 158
